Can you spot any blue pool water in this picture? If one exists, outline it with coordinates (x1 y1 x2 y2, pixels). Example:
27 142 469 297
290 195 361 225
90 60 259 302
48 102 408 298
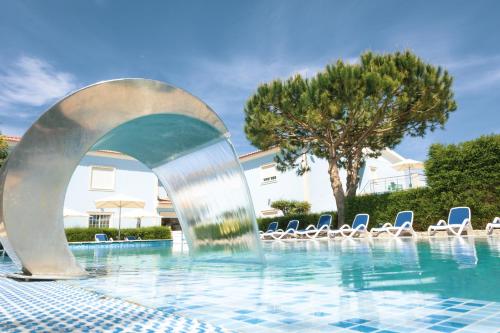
2 237 500 332
63 237 500 332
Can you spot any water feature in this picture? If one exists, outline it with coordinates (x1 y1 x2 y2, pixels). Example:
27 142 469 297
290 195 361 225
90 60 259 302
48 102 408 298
154 138 262 259
0 79 262 277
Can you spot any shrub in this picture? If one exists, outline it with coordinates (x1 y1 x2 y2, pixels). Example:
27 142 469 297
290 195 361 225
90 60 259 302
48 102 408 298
270 200 311 215
65 226 172 242
257 211 337 231
346 134 500 230
345 188 441 231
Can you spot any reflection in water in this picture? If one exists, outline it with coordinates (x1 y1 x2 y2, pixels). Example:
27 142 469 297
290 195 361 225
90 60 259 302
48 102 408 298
429 237 478 268
487 236 500 257
62 236 500 325
54 238 500 333
338 238 374 290
383 238 420 269
72 241 176 277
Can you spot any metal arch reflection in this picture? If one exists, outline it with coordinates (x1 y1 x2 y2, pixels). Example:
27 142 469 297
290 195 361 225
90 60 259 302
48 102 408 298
0 79 262 278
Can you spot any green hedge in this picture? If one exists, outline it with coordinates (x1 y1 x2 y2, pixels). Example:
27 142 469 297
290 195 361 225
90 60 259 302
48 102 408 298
257 211 337 231
346 135 500 230
346 188 440 231
65 226 172 242
193 218 254 240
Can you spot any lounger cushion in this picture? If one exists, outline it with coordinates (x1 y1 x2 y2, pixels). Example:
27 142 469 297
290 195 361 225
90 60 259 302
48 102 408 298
395 211 413 227
449 207 470 225
352 214 369 229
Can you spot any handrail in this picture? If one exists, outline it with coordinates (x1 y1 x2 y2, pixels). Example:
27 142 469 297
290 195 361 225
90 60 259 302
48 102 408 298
359 173 427 195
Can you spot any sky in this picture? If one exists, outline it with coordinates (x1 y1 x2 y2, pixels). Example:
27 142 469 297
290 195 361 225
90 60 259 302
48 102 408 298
0 0 499 161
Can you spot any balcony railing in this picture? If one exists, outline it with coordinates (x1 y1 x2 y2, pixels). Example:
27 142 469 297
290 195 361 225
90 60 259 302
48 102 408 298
358 172 427 195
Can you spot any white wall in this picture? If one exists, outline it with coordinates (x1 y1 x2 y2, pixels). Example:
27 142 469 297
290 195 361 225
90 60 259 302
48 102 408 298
358 152 409 194
64 154 160 229
241 153 339 216
63 216 88 228
241 151 409 216
242 154 306 216
62 149 412 224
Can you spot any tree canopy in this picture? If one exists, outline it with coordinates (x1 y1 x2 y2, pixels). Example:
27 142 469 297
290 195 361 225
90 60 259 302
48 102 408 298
244 51 457 225
270 199 311 216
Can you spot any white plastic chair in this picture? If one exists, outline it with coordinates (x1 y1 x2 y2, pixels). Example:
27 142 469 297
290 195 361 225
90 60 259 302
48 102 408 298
329 214 370 238
271 220 300 240
371 211 416 238
486 217 500 235
428 207 472 236
297 214 332 239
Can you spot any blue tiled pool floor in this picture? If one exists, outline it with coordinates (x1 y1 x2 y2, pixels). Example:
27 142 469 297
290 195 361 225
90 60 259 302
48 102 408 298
143 280 500 333
0 276 234 333
2 275 499 333
2 237 500 332
67 237 500 333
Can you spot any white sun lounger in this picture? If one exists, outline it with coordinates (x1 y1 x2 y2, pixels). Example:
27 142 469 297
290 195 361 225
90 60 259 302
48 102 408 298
371 211 416 238
428 207 472 236
260 221 279 240
297 214 332 239
95 233 113 242
486 217 500 235
329 214 370 238
271 220 300 240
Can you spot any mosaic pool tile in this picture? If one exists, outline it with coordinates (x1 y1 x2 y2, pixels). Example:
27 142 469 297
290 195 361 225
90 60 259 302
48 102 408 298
0 276 234 333
3 238 500 332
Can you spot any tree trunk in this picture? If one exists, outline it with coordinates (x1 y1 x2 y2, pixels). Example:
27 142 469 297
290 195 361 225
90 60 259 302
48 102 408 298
346 150 362 198
328 158 346 227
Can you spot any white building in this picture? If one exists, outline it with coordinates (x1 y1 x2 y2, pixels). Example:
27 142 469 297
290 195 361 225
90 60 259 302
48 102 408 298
240 147 426 217
5 135 425 227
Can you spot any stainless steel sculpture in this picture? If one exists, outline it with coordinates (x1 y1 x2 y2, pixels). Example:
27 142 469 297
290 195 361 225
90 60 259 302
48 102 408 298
0 79 263 278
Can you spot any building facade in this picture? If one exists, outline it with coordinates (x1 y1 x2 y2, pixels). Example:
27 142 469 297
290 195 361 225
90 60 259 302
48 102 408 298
240 147 426 217
5 136 425 227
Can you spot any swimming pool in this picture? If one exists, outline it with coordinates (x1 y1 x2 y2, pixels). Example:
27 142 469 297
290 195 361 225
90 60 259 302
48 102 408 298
64 237 500 332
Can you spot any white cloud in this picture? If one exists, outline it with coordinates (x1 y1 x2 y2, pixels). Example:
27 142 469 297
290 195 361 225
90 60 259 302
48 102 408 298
455 68 500 93
443 54 500 70
183 57 325 123
194 57 324 92
0 56 76 108
444 55 500 93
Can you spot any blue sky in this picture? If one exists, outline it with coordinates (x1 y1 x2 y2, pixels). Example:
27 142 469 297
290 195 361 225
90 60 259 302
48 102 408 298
0 0 499 160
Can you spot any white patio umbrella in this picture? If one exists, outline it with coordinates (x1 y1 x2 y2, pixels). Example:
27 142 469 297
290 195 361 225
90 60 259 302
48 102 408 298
392 159 424 188
95 194 145 240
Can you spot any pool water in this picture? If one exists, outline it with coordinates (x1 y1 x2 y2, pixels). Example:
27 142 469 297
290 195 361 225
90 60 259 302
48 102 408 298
65 237 500 333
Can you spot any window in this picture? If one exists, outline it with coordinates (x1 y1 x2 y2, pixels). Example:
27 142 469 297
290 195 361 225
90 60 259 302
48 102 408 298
90 166 115 191
260 163 278 184
88 214 111 228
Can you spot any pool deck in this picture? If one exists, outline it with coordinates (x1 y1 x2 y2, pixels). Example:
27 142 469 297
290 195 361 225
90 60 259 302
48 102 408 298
0 265 234 333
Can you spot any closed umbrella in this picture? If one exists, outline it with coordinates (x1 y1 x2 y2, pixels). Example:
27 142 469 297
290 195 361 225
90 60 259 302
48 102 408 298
95 194 145 240
392 159 424 188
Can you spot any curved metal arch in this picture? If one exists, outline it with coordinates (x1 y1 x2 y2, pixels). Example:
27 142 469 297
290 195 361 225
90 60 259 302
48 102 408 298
0 79 261 278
